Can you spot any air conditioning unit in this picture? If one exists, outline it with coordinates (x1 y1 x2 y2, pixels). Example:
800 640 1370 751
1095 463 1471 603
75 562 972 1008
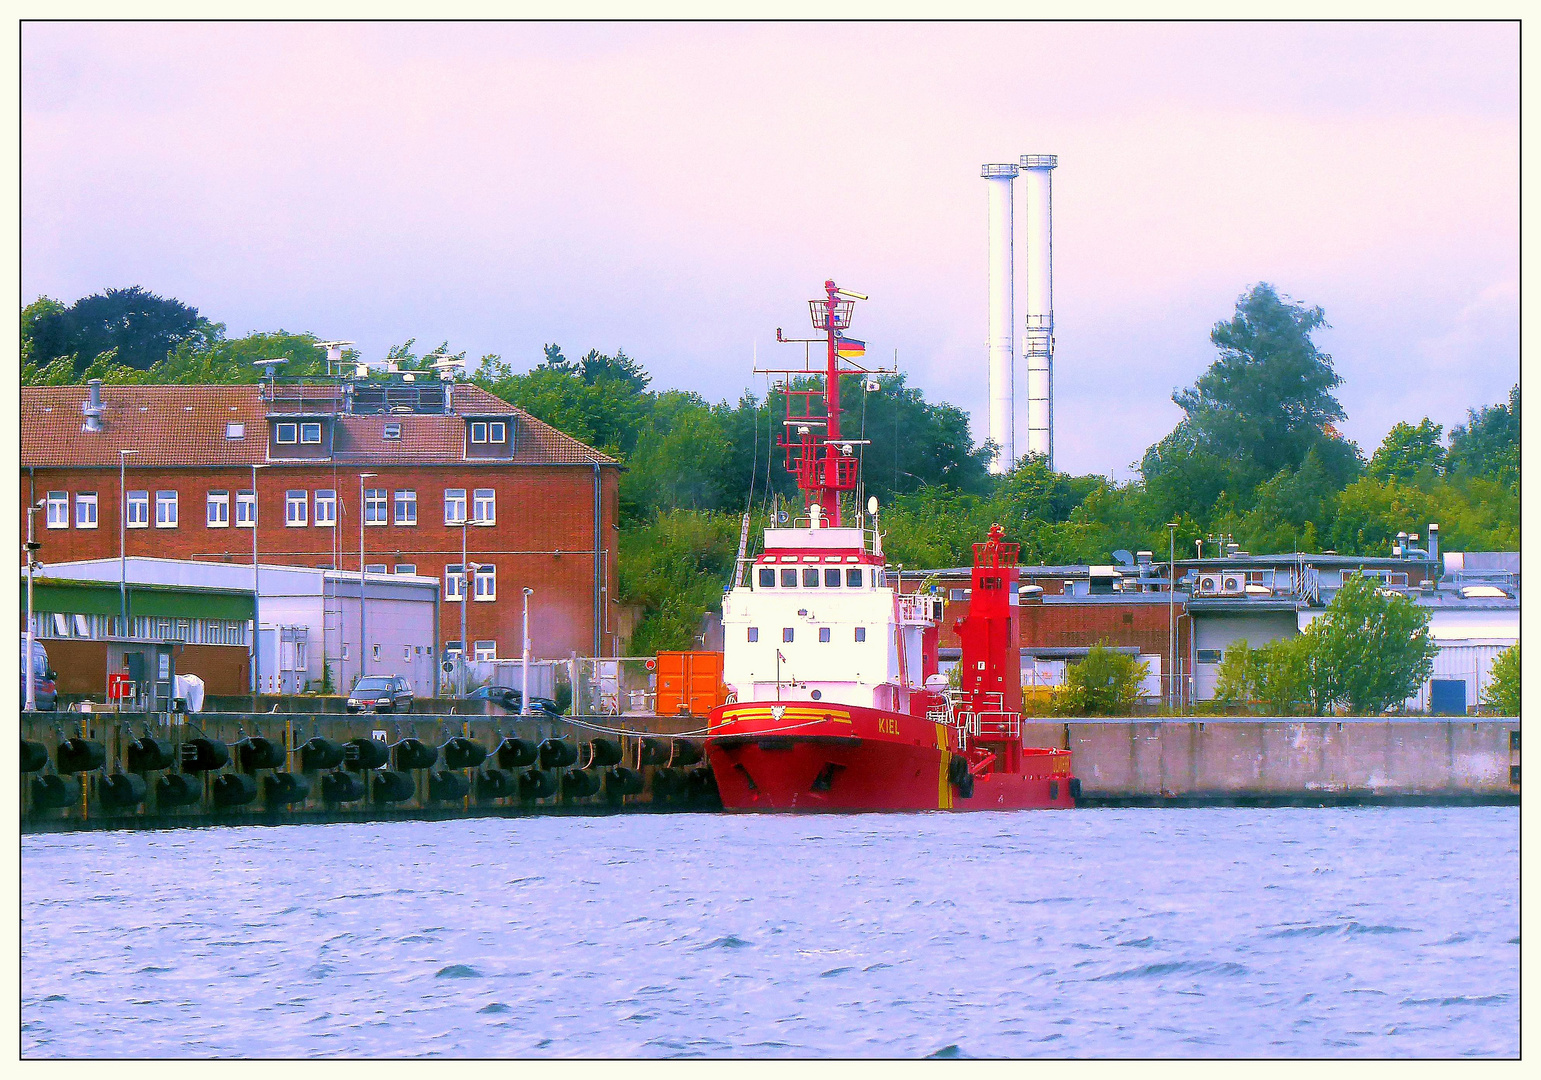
1221 573 1245 595
1196 573 1223 595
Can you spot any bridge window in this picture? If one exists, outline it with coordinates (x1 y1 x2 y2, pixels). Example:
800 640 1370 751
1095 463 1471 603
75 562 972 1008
847 568 864 587
783 628 794 643
758 568 775 588
824 568 842 587
802 568 819 587
748 627 759 642
780 569 797 588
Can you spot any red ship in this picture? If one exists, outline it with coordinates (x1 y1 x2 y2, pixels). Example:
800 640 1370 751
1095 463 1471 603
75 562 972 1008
704 281 1077 811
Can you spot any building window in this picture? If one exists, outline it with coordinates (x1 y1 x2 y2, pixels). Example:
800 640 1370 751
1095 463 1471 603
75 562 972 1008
474 640 496 661
489 421 506 443
445 564 465 601
285 490 308 527
758 568 775 588
75 493 98 530
342 643 350 661
300 422 322 444
364 563 388 574
364 488 388 525
803 568 819 588
44 491 68 529
155 490 178 528
474 564 496 601
127 490 149 528
236 490 256 528
206 491 230 528
394 564 417 576
783 628 794 643
849 568 866 588
394 489 417 525
780 569 797 588
949 587 968 600
819 627 831 643
470 421 486 443
444 488 467 525
748 627 759 642
315 490 336 527
473 488 495 523
444 640 463 656
275 422 297 444
824 568 842 588
226 422 245 440
384 422 401 440
372 643 381 661
1196 650 1223 664
855 627 866 642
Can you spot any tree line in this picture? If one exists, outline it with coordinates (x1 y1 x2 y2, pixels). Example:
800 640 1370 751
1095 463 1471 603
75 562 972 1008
22 283 1521 653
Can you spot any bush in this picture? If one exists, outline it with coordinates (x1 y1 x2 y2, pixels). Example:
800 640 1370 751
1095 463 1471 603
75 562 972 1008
1483 643 1520 715
1053 643 1149 716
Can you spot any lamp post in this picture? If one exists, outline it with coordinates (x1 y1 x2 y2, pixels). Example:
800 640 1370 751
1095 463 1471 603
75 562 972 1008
24 498 45 711
251 463 267 704
451 514 491 697
1167 521 1179 709
358 473 376 682
118 449 137 638
522 587 534 714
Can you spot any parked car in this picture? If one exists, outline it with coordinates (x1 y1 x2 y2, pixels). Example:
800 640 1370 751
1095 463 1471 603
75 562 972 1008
20 635 57 711
346 675 414 714
464 684 560 716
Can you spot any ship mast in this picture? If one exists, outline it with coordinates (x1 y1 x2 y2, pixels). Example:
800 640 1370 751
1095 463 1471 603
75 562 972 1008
766 279 890 527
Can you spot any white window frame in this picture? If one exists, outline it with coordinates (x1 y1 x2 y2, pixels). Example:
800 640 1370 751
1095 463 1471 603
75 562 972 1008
444 488 467 525
235 490 256 528
127 490 150 529
445 564 465 602
45 491 68 529
489 421 506 443
474 640 496 661
300 422 322 445
206 491 230 528
155 490 178 528
393 564 417 576
225 422 245 440
472 488 495 524
314 489 337 527
473 564 496 602
394 489 417 526
384 422 402 440
444 640 463 656
75 492 98 530
470 421 487 444
364 563 388 575
275 422 297 444
285 490 308 527
364 488 388 525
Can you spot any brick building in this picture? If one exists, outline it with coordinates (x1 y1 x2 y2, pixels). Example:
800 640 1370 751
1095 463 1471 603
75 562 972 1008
21 377 620 680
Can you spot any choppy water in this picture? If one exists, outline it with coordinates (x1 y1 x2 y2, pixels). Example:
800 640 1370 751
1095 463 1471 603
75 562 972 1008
22 807 1518 1058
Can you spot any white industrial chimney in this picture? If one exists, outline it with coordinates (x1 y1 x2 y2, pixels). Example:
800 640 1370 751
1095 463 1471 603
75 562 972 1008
981 163 1019 474
1019 154 1057 468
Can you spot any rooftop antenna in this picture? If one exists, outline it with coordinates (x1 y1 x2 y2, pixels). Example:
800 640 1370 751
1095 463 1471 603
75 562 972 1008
315 341 355 377
255 356 289 381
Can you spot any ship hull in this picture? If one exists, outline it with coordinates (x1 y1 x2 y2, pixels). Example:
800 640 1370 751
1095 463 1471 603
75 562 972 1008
706 701 1076 812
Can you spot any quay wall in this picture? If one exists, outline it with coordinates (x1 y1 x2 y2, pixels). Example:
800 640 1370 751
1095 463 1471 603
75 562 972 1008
20 713 1520 832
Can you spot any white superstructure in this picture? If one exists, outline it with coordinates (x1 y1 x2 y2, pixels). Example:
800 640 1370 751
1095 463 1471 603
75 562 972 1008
981 163 1019 473
719 526 938 711
1020 153 1057 467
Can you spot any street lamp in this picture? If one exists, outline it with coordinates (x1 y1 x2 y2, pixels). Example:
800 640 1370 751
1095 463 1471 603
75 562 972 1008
522 587 534 715
118 449 138 637
358 473 376 682
1167 521 1179 709
24 497 45 711
450 513 492 697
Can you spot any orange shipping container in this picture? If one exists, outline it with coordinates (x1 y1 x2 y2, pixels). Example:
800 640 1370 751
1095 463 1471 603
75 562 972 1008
655 651 726 716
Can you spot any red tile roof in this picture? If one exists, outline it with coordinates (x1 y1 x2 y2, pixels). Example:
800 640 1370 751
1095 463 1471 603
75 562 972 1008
20 383 615 469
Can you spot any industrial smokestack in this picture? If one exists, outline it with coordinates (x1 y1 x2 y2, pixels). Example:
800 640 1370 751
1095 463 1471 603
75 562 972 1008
1019 154 1057 468
981 163 1019 474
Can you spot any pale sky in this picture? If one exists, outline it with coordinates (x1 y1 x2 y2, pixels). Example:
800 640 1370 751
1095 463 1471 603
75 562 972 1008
22 21 1518 478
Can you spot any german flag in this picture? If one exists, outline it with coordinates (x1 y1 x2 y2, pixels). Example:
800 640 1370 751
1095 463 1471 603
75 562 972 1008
835 335 866 358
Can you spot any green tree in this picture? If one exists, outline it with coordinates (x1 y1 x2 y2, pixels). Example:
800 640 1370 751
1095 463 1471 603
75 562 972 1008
1483 643 1520 715
25 286 216 373
618 509 740 654
1054 642 1150 716
1254 636 1317 715
1328 477 1435 556
1447 385 1519 486
1305 573 1438 714
1368 418 1446 482
1213 640 1259 707
1164 283 1346 485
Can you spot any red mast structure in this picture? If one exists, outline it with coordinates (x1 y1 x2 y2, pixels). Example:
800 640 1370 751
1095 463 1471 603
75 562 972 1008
770 279 880 527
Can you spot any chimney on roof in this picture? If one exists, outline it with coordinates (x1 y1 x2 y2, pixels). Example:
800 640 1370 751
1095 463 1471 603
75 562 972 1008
1427 523 1440 569
81 379 105 433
